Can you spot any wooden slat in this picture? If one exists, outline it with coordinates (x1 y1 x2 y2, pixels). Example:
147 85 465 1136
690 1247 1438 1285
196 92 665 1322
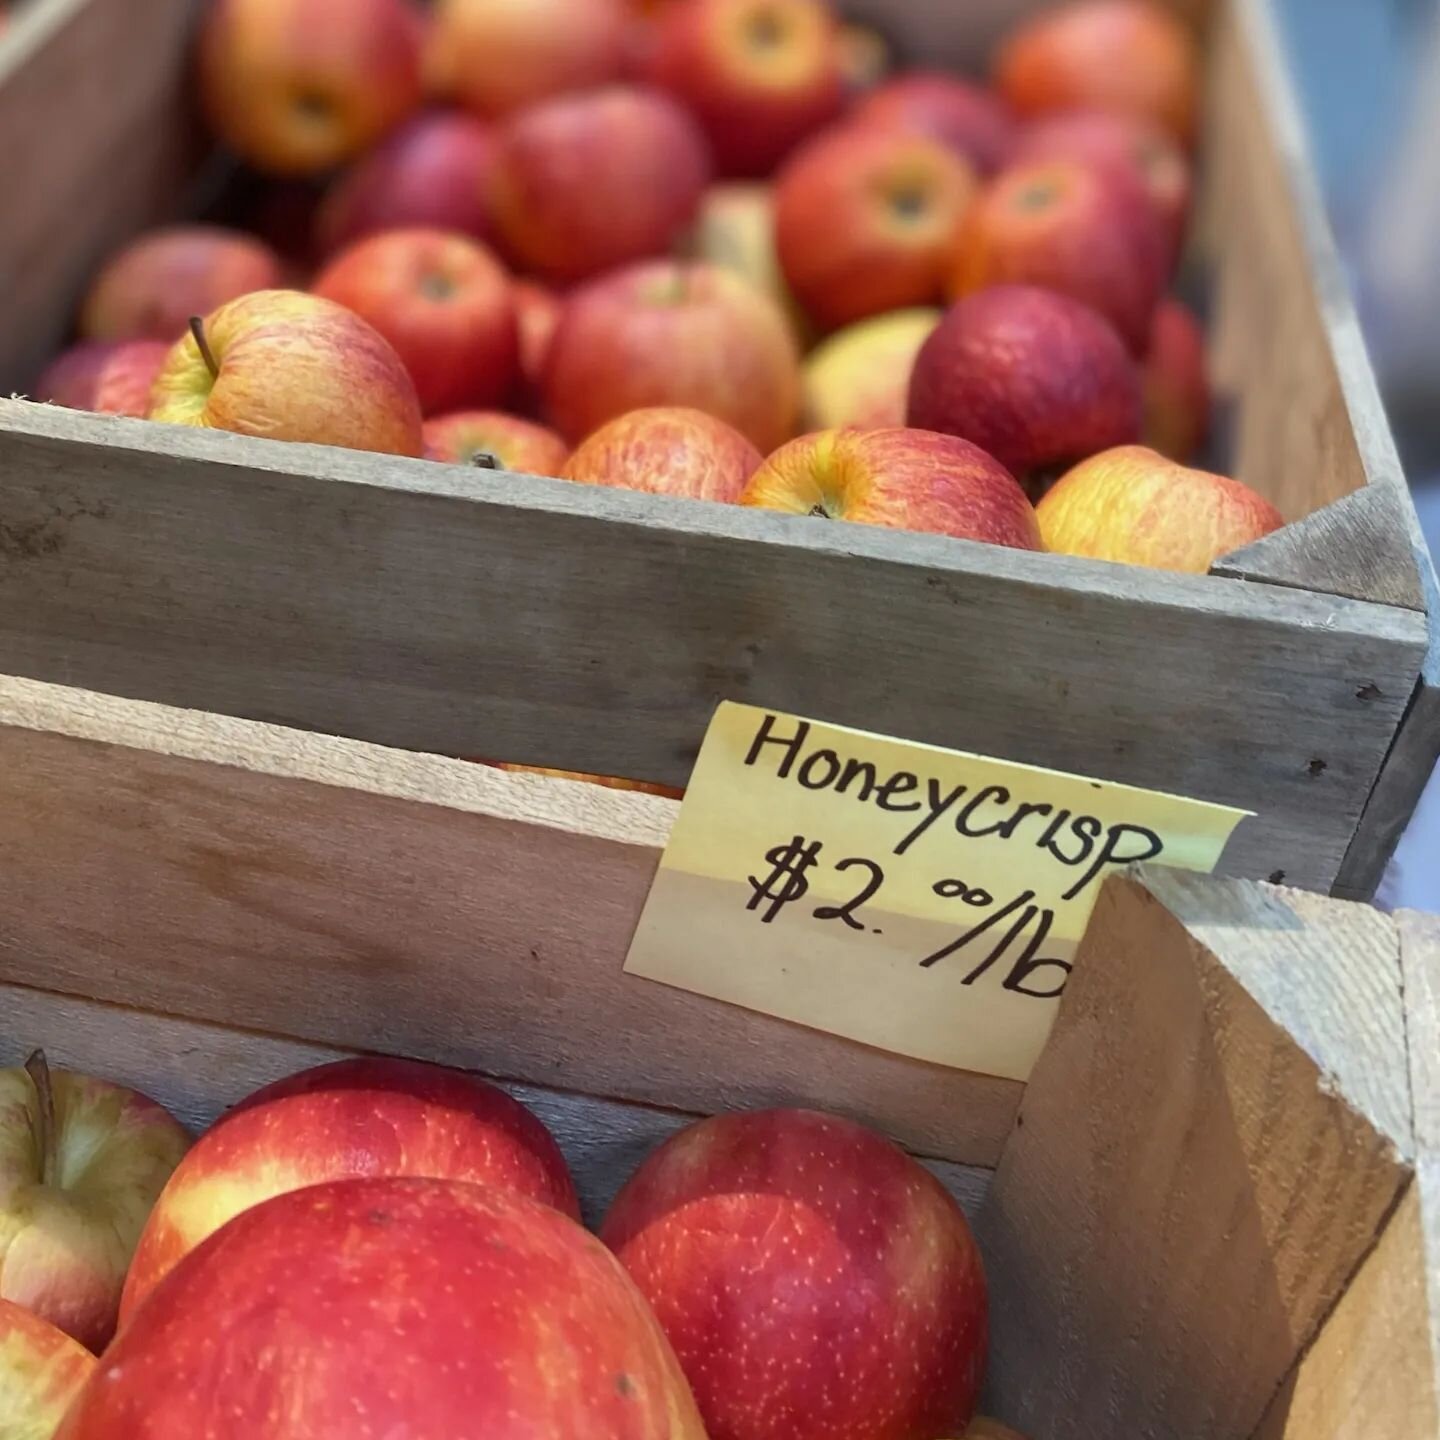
0 674 1024 1167
0 402 1426 896
979 869 1414 1440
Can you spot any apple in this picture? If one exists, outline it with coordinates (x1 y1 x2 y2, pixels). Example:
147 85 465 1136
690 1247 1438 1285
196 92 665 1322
315 111 498 257
1037 445 1283 572
34 340 169 419
425 409 570 475
853 72 1017 175
64 1178 706 1438
602 1108 989 1440
119 1056 579 1322
743 425 1040 548
543 259 801 452
0 1051 189 1352
427 0 628 118
511 279 563 410
489 86 710 285
313 227 518 415
907 285 1141 493
563 406 762 503
802 308 940 431
0 1299 95 1434
1142 297 1210 462
994 0 1200 147
32 342 118 410
198 0 424 176
78 225 284 343
948 156 1168 352
148 289 424 456
776 126 976 331
645 0 845 177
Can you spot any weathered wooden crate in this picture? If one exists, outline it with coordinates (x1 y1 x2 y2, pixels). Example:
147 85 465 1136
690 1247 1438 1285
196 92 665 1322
0 0 1435 901
0 672 1433 1439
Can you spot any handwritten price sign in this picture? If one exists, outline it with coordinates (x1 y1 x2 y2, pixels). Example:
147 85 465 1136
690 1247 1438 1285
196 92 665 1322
624 704 1250 1081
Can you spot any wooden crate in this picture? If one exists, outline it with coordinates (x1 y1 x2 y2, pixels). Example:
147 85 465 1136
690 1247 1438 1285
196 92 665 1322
0 0 1435 901
0 672 1433 1439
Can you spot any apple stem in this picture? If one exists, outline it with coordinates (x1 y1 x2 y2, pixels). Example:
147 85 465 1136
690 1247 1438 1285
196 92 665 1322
189 315 220 381
24 1049 58 1187
809 504 829 519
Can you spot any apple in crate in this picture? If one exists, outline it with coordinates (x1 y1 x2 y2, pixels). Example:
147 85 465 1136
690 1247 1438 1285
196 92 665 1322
0 1298 95 1436
64 1178 706 1439
148 290 424 457
563 407 762 503
119 1056 579 1320
802 308 940 431
603 1108 988 1440
425 410 570 475
853 72 1017 175
35 341 170 420
1142 297 1210 462
1036 445 1283 572
0 1051 189 1351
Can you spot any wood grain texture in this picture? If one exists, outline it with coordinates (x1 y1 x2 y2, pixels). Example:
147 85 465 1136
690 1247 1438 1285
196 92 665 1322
0 402 1426 896
979 870 1412 1440
0 0 202 392
0 674 1023 1167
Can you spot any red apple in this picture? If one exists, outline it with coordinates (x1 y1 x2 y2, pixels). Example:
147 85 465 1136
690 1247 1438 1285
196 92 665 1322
645 0 845 177
0 1051 189 1351
908 285 1141 491
34 340 169 418
602 1108 989 1440
490 86 710 285
32 342 120 409
64 1178 706 1438
949 156 1168 352
313 227 518 414
1142 297 1209 462
149 289 424 456
776 126 977 331
544 259 801 451
119 1056 579 1322
315 111 497 257
802 308 940 431
427 0 628 117
79 225 284 343
0 1299 96 1433
426 409 570 474
1037 444 1282 571
563 406 762 502
853 71 1017 175
198 0 424 176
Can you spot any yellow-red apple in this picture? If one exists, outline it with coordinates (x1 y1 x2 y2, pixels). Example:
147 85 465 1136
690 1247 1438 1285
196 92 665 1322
776 126 976 330
1142 297 1209 462
645 0 845 177
1037 444 1283 571
35 341 169 419
949 156 1168 352
490 86 710 284
198 0 424 176
315 111 497 256
313 227 518 414
0 1299 96 1435
427 0 627 117
119 1056 579 1322
854 71 1016 174
0 1051 189 1352
563 406 761 502
79 226 284 343
544 259 800 451
908 285 1140 490
68 1179 705 1439
743 425 1039 548
149 289 424 455
603 1108 989 1440
425 409 569 474
802 308 940 430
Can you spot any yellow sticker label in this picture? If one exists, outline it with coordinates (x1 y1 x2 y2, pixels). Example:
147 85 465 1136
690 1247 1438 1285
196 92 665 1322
624 702 1251 1082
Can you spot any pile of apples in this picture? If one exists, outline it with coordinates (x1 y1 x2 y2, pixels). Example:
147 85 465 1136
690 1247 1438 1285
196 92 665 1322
33 0 1283 575
0 1048 1026 1439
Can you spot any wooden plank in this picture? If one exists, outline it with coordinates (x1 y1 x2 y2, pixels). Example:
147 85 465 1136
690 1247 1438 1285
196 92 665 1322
979 869 1413 1440
0 402 1426 895
0 0 202 391
0 979 997 1229
0 674 1024 1168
